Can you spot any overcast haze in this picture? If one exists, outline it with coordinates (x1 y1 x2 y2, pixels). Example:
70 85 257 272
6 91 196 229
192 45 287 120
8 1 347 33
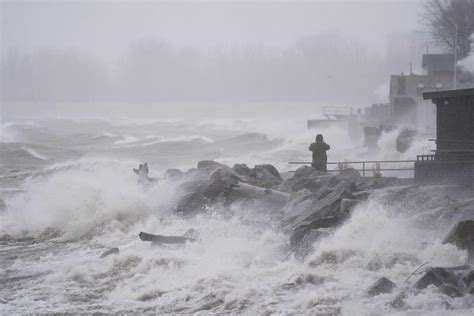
0 0 431 117
2 1 421 61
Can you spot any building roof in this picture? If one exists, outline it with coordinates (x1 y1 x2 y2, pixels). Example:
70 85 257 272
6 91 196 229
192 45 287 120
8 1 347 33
422 54 455 74
423 88 474 100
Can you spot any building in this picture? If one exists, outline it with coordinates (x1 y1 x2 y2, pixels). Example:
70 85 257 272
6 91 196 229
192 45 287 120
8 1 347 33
388 54 455 134
415 88 474 185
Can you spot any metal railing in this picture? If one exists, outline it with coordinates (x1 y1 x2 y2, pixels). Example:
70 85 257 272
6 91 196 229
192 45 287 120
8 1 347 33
322 106 353 119
288 159 416 177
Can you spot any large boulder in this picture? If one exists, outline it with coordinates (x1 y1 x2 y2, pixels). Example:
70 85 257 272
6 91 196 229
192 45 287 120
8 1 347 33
279 167 361 194
340 198 359 213
174 161 288 215
165 168 184 179
237 164 284 188
443 220 474 255
284 171 357 255
463 270 474 288
195 160 240 180
173 161 241 214
439 284 463 297
233 163 251 176
415 267 464 297
367 277 396 296
289 181 354 226
289 216 340 249
250 164 283 186
328 168 362 189
279 166 333 193
464 271 474 294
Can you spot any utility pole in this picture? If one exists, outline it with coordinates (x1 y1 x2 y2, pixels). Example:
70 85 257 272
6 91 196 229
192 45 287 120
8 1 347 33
454 23 458 89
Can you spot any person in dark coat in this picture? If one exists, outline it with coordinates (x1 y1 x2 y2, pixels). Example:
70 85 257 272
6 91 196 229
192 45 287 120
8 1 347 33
309 134 330 171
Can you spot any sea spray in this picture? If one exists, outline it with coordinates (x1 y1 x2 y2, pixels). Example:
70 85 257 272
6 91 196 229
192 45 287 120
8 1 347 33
0 159 177 240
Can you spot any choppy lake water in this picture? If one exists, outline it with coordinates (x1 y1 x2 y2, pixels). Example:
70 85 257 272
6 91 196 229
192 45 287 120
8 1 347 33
1 115 471 315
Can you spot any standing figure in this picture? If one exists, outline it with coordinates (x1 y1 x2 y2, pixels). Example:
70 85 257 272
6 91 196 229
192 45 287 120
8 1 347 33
309 134 330 171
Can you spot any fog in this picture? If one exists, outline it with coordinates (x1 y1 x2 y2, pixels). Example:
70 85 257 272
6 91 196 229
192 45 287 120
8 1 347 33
4 3 474 314
1 0 428 117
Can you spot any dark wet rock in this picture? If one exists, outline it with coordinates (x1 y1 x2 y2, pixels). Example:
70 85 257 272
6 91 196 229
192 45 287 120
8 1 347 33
233 163 251 176
227 182 289 209
340 198 358 213
468 284 474 295
197 160 225 170
463 270 474 288
175 188 215 215
330 168 362 188
237 164 283 189
415 267 462 294
174 162 239 214
175 161 288 215
353 191 371 201
165 168 184 179
367 277 396 296
356 177 399 191
290 216 340 249
287 183 354 226
285 171 357 255
251 164 283 185
100 247 119 258
280 167 362 194
439 284 463 297
279 166 333 193
0 234 35 244
210 168 240 186
443 220 474 255
189 161 240 183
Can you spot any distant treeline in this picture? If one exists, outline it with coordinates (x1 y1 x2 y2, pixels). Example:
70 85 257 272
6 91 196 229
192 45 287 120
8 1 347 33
1 33 402 104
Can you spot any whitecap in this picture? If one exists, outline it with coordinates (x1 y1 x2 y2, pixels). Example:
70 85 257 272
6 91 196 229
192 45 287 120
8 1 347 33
21 146 49 161
114 135 139 145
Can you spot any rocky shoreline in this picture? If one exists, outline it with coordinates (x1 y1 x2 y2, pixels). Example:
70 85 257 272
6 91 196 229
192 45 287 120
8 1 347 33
152 160 474 304
2 159 474 308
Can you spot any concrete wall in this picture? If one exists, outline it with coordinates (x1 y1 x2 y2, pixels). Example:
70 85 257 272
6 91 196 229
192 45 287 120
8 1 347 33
415 161 474 186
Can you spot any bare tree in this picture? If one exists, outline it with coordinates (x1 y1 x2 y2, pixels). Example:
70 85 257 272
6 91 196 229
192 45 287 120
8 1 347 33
423 0 474 58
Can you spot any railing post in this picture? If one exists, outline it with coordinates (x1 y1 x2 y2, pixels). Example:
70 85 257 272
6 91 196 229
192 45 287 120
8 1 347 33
362 162 365 177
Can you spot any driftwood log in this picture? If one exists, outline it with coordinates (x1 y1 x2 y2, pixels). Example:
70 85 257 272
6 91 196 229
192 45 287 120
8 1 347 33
139 232 195 244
